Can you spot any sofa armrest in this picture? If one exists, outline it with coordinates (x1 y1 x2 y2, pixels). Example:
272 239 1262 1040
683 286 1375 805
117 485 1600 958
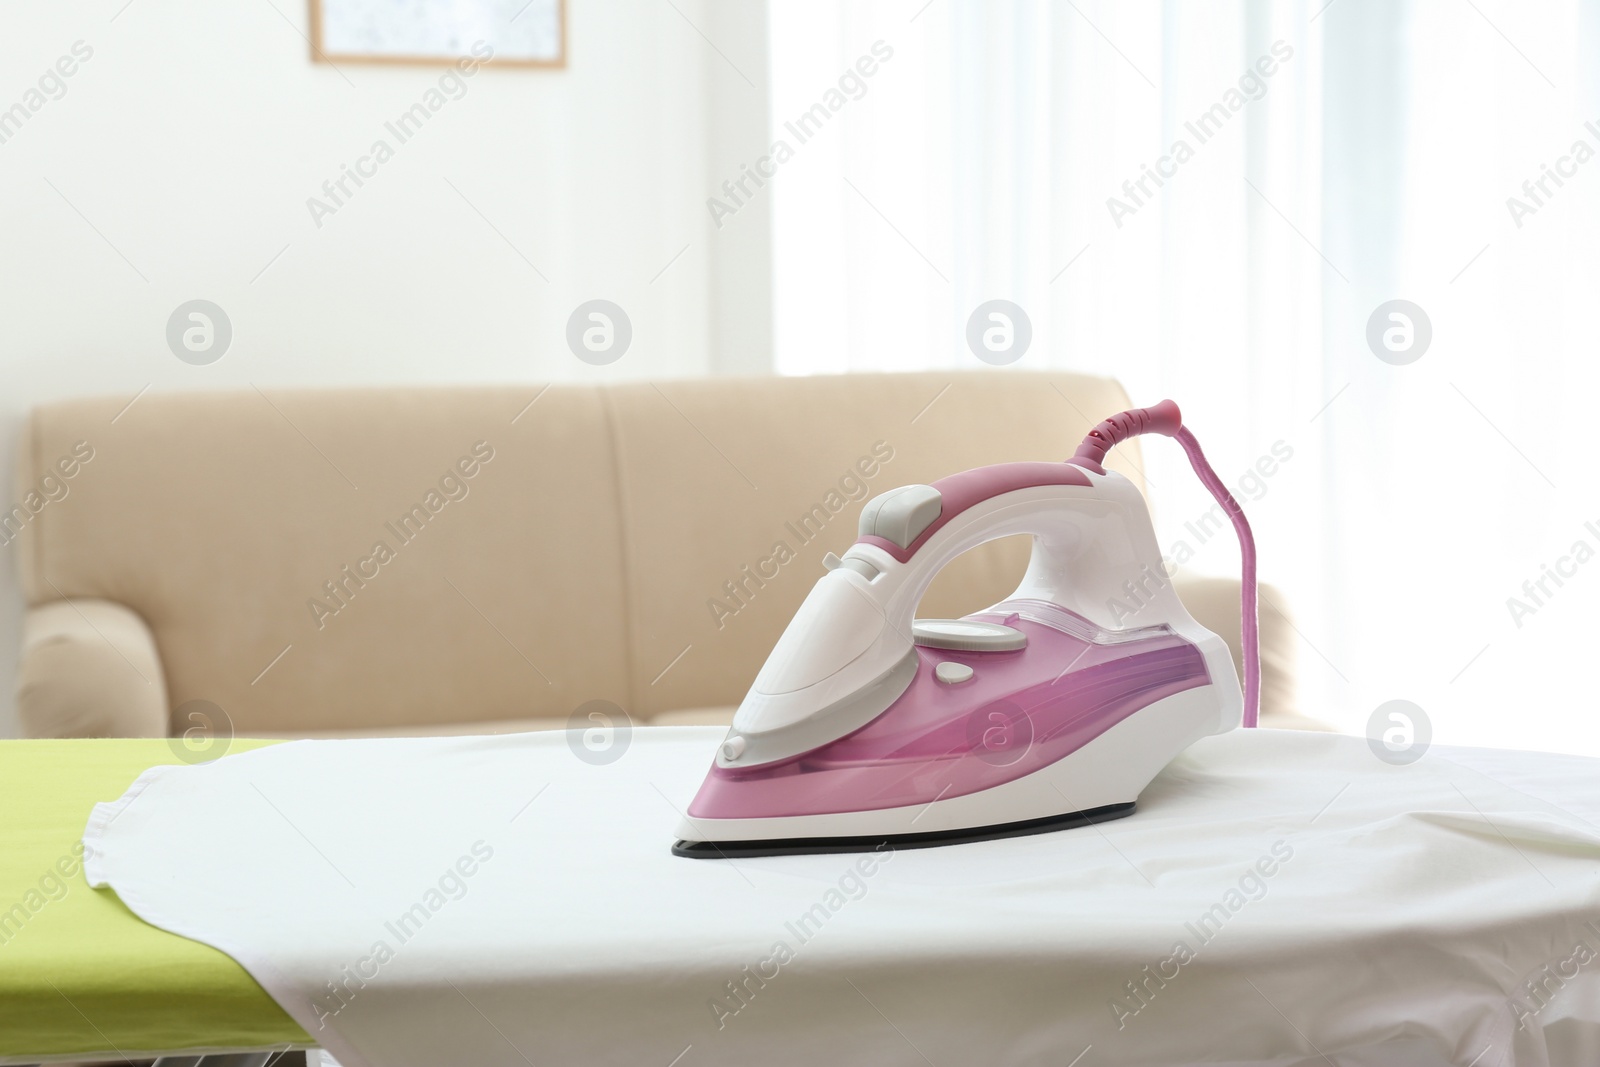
16 599 169 738
1172 575 1323 730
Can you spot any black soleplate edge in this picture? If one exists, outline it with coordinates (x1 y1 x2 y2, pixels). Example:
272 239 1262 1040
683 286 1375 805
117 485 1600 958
671 800 1136 859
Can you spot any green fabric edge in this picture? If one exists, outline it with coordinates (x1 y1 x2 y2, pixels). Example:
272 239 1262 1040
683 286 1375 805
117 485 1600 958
0 738 312 1058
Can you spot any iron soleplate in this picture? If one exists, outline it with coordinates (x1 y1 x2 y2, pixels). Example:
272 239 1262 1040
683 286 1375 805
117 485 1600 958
671 800 1136 859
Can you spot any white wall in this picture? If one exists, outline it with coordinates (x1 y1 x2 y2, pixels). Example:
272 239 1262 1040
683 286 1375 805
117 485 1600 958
0 0 773 735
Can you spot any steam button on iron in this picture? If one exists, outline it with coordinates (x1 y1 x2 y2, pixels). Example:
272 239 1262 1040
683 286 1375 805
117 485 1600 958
934 662 974 685
912 619 1028 652
858 484 943 549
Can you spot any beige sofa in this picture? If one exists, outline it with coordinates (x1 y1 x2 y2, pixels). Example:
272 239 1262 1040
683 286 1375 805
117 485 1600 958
13 371 1311 740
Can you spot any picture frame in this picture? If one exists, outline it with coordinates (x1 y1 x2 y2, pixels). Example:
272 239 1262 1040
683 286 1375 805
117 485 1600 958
308 0 566 69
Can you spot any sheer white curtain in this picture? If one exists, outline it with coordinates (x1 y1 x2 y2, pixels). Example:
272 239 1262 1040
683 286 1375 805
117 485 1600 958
1316 0 1600 756
768 0 1600 755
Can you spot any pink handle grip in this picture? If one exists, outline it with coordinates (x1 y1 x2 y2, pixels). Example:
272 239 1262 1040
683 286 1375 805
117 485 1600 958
856 462 1092 563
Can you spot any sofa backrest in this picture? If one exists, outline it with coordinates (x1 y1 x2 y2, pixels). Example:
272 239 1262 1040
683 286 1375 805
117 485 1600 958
15 372 1141 732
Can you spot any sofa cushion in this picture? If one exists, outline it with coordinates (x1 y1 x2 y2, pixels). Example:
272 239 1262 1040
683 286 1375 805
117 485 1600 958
16 387 630 732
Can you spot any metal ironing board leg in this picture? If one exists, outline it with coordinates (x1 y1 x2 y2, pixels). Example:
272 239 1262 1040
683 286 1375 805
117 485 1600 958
150 1053 306 1067
2 1049 306 1067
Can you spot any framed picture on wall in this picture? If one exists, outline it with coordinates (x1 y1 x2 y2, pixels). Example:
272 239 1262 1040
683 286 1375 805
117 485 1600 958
309 0 565 68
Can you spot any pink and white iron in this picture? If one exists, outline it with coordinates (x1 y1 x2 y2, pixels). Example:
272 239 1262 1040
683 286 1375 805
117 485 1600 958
673 401 1258 858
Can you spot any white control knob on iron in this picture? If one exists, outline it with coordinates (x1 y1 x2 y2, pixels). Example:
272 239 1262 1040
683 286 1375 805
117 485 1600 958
913 619 1027 651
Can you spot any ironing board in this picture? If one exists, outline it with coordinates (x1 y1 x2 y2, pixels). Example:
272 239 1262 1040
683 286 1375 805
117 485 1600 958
0 739 308 1063
10 730 1600 1065
77 727 1600 1067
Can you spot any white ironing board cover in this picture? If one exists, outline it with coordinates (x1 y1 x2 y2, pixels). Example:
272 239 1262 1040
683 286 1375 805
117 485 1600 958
83 727 1600 1067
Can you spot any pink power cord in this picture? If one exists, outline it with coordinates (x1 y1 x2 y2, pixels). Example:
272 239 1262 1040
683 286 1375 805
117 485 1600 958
1071 401 1260 729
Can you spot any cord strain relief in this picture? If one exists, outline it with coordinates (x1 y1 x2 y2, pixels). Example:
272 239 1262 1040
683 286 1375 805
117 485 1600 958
1070 400 1183 469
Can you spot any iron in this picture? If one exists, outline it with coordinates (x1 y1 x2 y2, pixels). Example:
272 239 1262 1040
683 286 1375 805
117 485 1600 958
673 400 1258 858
